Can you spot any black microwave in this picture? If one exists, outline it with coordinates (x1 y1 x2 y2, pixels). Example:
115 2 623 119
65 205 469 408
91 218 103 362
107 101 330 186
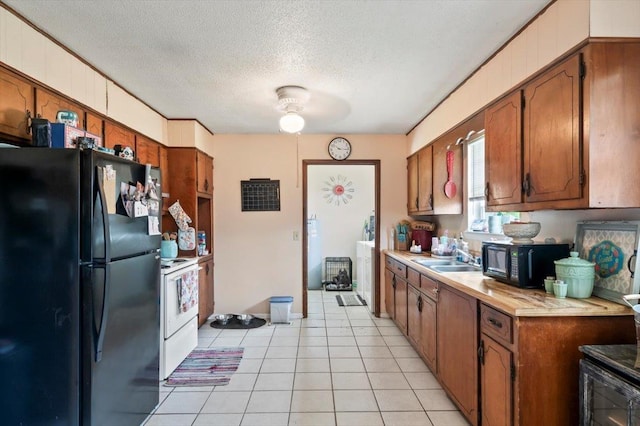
482 241 570 288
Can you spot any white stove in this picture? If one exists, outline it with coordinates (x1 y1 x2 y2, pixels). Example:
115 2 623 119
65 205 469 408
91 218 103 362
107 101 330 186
160 257 199 379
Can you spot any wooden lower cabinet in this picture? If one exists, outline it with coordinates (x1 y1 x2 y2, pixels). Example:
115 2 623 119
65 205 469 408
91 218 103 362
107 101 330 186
407 282 437 373
394 276 408 335
419 288 437 372
480 335 513 426
407 284 421 348
384 267 395 319
437 285 478 425
198 257 214 327
385 254 636 426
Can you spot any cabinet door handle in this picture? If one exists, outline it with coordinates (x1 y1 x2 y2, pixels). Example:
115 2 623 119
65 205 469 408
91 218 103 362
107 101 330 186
415 197 419 209
204 179 210 191
26 110 32 134
478 340 485 365
206 264 210 274
392 276 396 289
485 182 490 201
433 288 439 295
488 317 503 329
428 193 433 210
417 295 423 312
522 173 531 197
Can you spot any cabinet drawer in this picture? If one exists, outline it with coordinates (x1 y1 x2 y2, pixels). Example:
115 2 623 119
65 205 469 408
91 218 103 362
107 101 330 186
393 261 407 278
385 256 395 270
480 304 513 346
420 274 439 301
407 267 420 287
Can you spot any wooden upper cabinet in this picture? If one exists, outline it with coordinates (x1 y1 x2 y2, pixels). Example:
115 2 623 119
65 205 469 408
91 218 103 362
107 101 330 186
196 150 213 194
418 145 433 213
408 146 434 215
104 121 135 150
35 88 86 129
585 42 640 208
159 145 170 198
85 112 103 138
407 154 419 214
432 137 463 215
523 54 582 204
485 90 522 207
136 135 160 167
0 67 35 141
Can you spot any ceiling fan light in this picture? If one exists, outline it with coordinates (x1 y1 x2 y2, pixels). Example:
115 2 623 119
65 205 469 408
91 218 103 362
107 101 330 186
279 111 305 133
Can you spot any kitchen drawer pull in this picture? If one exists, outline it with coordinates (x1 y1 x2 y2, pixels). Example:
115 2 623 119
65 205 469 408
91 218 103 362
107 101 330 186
488 317 503 328
433 288 438 294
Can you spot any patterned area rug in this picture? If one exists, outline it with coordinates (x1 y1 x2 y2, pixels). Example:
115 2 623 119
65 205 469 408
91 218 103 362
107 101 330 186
164 347 244 387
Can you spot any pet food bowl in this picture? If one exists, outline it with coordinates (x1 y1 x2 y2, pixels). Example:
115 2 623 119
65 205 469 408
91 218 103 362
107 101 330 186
237 314 253 325
214 314 233 325
502 222 541 244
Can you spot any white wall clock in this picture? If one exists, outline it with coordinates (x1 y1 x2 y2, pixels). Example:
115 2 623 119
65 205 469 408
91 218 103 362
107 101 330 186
328 137 352 160
322 174 354 205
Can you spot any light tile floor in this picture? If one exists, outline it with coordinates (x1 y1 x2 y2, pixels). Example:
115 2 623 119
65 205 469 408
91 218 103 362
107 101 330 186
144 290 469 426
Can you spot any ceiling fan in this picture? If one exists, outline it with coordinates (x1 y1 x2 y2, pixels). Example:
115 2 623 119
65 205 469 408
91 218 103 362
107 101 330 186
276 85 310 133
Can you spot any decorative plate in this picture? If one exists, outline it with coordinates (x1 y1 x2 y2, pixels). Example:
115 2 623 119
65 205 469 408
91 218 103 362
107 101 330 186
574 221 640 305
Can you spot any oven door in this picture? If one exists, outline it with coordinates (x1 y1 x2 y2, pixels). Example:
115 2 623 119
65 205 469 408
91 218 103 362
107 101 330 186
164 264 199 338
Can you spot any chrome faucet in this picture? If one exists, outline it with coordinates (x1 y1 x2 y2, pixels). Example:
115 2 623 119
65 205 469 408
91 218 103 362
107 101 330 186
456 249 482 268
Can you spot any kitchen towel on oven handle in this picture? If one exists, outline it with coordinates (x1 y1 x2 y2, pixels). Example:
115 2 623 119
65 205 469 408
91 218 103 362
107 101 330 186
177 268 200 313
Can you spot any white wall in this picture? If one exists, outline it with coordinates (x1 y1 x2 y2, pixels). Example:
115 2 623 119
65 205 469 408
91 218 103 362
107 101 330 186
308 164 375 282
0 6 168 144
213 134 407 315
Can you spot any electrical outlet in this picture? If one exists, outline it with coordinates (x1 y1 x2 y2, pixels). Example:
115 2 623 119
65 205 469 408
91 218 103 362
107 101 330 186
293 231 299 241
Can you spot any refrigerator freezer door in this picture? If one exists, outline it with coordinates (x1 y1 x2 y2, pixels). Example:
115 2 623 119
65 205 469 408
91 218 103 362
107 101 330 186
83 251 160 426
0 149 81 425
85 151 161 262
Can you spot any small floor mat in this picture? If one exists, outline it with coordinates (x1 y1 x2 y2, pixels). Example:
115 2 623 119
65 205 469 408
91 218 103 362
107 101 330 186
210 316 267 329
336 294 367 306
164 347 243 387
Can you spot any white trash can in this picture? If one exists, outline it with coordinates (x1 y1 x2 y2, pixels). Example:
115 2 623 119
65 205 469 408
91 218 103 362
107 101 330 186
270 296 293 324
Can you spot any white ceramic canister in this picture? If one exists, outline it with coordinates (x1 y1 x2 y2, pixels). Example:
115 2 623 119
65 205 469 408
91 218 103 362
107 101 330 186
554 252 595 298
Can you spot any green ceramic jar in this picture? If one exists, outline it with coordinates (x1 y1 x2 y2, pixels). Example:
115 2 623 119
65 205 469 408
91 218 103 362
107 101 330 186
554 252 595 298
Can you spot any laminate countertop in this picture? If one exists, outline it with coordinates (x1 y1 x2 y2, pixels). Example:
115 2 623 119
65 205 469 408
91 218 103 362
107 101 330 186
384 250 633 318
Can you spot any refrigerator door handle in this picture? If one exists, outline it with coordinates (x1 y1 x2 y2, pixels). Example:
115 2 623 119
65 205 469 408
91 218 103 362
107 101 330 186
95 166 111 261
94 263 110 363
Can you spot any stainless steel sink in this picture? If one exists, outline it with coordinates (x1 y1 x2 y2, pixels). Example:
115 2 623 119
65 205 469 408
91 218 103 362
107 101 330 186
411 258 455 267
428 264 481 273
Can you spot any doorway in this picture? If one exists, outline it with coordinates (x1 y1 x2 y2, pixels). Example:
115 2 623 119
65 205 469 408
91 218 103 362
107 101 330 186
302 159 381 318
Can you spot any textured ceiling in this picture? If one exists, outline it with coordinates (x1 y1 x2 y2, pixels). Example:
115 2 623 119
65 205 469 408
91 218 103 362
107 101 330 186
3 0 550 134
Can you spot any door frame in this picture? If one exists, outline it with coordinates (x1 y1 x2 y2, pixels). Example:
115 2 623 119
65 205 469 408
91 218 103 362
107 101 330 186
302 159 381 318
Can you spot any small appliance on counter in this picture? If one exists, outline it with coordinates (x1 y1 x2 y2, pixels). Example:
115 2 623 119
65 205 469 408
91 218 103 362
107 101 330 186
410 221 435 252
482 241 570 288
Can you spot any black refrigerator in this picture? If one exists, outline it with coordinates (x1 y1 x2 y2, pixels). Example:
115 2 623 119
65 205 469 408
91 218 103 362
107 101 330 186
0 148 161 425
